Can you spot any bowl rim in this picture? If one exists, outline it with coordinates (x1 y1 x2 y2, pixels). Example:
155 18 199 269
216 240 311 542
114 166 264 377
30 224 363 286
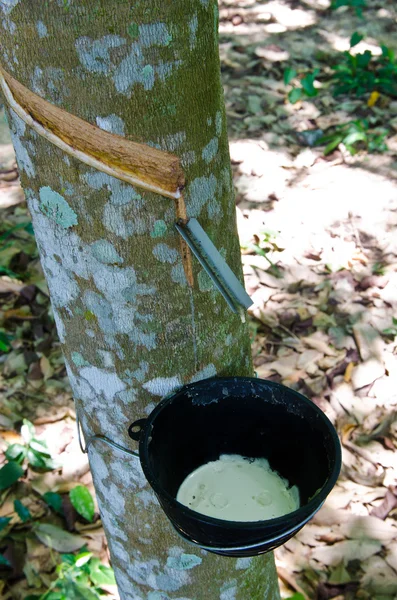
137 376 342 531
170 506 318 551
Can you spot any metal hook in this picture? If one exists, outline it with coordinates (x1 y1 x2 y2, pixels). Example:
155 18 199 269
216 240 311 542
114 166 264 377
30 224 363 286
76 414 139 459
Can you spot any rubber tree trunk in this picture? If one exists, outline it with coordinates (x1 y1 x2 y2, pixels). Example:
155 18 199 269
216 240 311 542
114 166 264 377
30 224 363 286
0 2 280 599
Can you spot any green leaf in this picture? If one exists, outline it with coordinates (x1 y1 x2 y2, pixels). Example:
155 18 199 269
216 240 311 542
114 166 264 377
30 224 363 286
323 136 344 155
0 461 24 491
5 443 27 464
21 419 35 444
357 50 372 69
70 486 95 522
331 0 367 11
0 221 32 242
88 558 116 587
0 331 12 353
27 448 58 471
60 553 77 566
0 517 12 532
343 131 367 145
286 594 306 600
75 552 93 568
383 327 397 336
43 492 64 515
0 265 20 278
381 46 390 61
0 340 9 352
288 87 302 104
350 32 364 48
66 582 101 600
345 144 357 156
14 499 32 522
301 78 316 97
283 67 297 85
27 448 48 469
301 69 320 97
24 222 35 235
29 439 51 454
34 523 86 553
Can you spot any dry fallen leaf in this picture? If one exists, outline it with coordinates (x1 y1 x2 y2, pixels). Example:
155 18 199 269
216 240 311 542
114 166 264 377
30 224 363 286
351 359 385 390
302 332 337 356
297 349 322 371
339 513 397 543
0 278 24 294
257 353 298 378
385 541 397 572
39 356 54 381
360 555 397 595
352 323 383 362
344 361 355 383
370 489 397 520
33 523 85 553
328 562 352 585
0 186 24 208
310 539 382 567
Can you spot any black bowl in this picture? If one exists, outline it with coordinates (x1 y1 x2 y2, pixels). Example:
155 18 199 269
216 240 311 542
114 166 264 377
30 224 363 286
128 376 341 557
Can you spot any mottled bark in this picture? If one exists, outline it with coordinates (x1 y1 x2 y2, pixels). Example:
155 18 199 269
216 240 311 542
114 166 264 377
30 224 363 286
0 1 280 598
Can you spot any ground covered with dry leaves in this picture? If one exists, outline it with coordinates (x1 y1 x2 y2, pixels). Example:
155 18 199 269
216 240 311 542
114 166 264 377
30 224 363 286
1 1 397 599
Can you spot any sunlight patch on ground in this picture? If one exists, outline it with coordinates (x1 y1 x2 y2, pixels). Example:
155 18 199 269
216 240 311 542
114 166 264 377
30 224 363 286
263 1 317 28
231 140 397 276
319 29 383 55
255 45 290 61
219 22 272 35
263 23 288 33
301 0 330 8
219 0 317 34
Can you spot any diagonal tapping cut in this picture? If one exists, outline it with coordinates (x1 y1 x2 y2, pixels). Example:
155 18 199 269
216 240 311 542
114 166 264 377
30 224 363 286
0 65 193 286
0 66 185 198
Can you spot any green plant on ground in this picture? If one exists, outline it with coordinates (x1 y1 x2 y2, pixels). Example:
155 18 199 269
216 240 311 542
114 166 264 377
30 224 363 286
14 498 32 522
332 34 397 97
245 228 284 278
1 483 97 584
25 551 116 600
4 419 59 472
330 0 366 17
372 262 386 276
0 221 35 279
315 119 388 155
383 317 397 338
0 459 24 492
69 485 95 522
284 68 320 104
42 484 95 522
0 330 13 353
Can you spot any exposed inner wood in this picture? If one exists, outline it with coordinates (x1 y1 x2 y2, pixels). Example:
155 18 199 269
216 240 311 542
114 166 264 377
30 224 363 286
175 194 193 285
0 66 185 198
0 65 194 286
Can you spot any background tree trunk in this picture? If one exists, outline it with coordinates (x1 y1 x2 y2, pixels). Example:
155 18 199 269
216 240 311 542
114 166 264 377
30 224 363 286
0 1 280 598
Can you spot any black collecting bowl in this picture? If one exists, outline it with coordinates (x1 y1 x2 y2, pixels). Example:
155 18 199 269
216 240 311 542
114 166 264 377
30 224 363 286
128 376 341 557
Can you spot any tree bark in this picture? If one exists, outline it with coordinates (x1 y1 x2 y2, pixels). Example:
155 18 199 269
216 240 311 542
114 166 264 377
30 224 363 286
0 1 280 599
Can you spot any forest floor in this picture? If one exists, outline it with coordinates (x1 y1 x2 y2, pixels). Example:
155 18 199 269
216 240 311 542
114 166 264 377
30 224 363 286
1 0 397 599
